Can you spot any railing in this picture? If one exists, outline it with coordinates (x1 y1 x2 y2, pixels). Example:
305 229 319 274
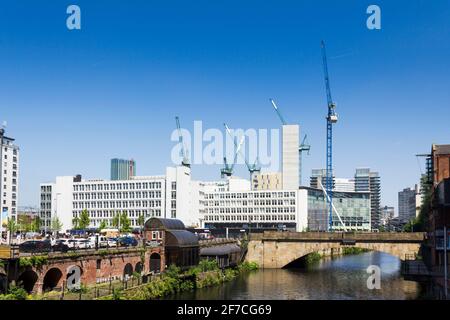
41 273 162 300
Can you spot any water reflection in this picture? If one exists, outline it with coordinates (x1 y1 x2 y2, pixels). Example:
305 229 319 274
170 252 420 300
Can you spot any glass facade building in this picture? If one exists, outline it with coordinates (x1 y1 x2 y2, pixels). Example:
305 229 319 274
304 187 371 232
110 158 136 181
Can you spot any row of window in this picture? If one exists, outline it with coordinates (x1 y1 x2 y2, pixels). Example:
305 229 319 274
203 214 296 222
73 190 162 200
204 199 296 207
73 200 162 209
205 206 296 214
73 181 163 192
204 191 296 200
72 209 162 219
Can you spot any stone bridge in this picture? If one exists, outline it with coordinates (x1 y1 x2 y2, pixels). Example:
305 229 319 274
246 231 425 268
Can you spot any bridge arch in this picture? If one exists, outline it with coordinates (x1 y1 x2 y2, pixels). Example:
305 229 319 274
17 269 38 293
135 262 143 274
43 268 63 292
0 267 7 294
123 263 133 279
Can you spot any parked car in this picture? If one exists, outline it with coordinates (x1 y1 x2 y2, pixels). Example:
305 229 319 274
117 237 138 247
19 240 52 253
88 235 109 248
107 237 117 247
52 241 69 253
75 239 93 249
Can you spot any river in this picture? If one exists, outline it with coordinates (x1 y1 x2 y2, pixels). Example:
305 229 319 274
170 252 421 300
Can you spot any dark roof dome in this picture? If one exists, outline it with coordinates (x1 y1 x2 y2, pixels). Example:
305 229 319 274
144 217 186 231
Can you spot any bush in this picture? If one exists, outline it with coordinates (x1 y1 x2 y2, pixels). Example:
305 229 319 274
238 261 259 272
0 285 29 300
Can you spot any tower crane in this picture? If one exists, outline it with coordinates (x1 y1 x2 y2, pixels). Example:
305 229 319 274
175 116 190 168
321 40 338 232
224 124 261 181
221 133 245 178
269 99 311 186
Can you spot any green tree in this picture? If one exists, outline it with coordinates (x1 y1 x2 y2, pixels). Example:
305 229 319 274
98 220 107 231
112 212 120 229
78 209 90 230
30 217 41 232
51 216 63 233
72 216 80 230
120 212 131 233
137 213 145 228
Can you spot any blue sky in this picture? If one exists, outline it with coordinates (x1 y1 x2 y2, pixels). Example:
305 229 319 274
1 0 449 210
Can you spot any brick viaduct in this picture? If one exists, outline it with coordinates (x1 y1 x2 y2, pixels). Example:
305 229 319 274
246 231 425 268
6 247 164 294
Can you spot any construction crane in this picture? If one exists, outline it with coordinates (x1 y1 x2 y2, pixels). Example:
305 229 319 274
175 116 190 168
224 124 261 180
221 133 245 178
321 40 338 232
269 98 311 186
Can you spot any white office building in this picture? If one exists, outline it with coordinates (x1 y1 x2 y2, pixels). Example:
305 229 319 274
0 127 19 225
40 166 199 232
199 176 308 232
398 185 422 223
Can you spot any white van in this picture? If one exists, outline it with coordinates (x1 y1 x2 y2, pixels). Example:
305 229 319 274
89 235 108 248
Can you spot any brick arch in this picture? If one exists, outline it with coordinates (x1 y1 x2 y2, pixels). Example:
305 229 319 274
17 269 39 293
42 267 63 292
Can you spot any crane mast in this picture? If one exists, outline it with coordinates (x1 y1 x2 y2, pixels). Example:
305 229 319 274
224 124 261 181
321 40 338 232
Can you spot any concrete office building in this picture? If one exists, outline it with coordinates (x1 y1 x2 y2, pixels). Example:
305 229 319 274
111 158 136 180
40 166 198 232
281 125 300 190
398 185 421 224
200 177 308 232
0 127 19 225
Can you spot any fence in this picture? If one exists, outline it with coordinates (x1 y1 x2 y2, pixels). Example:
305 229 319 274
40 273 162 300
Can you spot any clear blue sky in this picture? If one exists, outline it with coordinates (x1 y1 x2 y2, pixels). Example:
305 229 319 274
1 1 449 211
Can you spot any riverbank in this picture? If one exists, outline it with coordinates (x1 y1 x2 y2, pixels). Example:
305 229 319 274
99 260 259 300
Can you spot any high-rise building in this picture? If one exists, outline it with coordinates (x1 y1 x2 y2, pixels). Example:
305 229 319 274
310 169 335 190
398 185 421 224
110 158 136 180
0 127 19 227
281 125 299 190
355 168 381 231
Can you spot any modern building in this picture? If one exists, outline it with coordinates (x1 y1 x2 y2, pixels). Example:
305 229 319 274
0 127 19 227
110 158 136 180
309 167 381 231
398 185 421 224
310 169 335 190
200 178 308 232
380 205 395 229
281 124 299 190
303 186 371 232
40 165 198 233
355 168 381 231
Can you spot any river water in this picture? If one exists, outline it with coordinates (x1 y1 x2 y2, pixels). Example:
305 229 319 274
171 252 421 300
